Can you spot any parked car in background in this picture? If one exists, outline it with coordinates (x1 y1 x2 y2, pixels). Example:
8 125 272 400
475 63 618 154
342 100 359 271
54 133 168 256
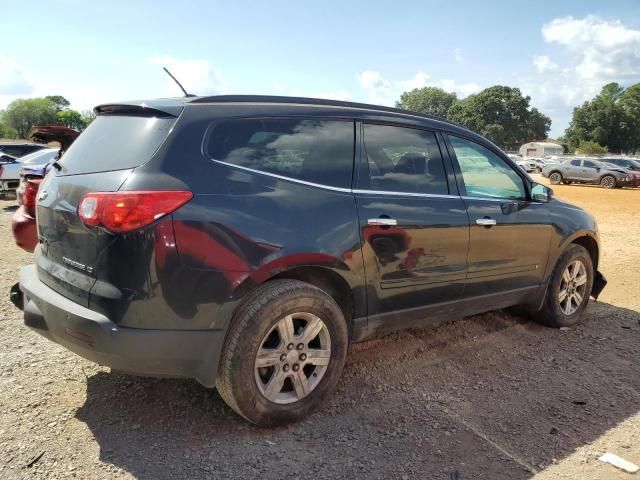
0 143 48 158
0 153 17 164
12 95 606 426
27 125 80 153
12 164 47 252
542 158 631 188
602 157 640 187
509 154 538 172
11 126 80 250
0 148 59 199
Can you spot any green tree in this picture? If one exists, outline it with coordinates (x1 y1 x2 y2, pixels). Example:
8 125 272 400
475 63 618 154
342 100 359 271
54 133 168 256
4 98 58 138
396 87 458 119
57 109 85 130
80 109 96 128
45 95 71 111
576 140 607 155
564 82 639 153
447 86 551 150
0 111 18 139
619 83 640 152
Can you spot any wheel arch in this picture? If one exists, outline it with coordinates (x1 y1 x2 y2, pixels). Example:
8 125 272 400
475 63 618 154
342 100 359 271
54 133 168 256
570 234 599 272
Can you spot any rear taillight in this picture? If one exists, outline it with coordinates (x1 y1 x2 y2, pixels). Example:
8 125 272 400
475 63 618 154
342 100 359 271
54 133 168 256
77 191 192 233
22 178 42 217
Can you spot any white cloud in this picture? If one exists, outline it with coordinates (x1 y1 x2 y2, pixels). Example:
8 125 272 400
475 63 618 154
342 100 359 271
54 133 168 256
0 54 33 96
358 70 390 89
519 15 640 136
454 48 464 62
533 55 559 74
357 69 481 106
145 56 226 96
438 79 482 97
398 71 431 91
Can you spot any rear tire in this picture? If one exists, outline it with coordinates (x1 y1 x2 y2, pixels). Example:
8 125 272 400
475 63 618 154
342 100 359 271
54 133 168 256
533 244 594 328
600 175 616 189
216 279 348 426
549 172 563 185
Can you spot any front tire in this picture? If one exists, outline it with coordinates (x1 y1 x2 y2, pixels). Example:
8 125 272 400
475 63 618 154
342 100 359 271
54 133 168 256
549 172 563 185
600 175 616 189
216 279 348 426
535 244 594 327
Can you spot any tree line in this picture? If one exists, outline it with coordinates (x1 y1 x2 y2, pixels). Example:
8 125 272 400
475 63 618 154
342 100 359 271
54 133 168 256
0 96 95 139
2 83 639 155
396 82 640 154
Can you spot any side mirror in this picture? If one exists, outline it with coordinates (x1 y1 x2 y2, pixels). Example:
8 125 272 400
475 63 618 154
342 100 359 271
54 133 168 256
531 182 552 203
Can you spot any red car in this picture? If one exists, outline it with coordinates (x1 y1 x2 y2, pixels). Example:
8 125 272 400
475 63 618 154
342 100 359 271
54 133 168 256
11 125 79 252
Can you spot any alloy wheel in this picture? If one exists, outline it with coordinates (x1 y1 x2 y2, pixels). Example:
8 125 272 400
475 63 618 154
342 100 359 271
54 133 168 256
550 173 561 184
254 312 331 404
558 259 588 315
601 176 615 188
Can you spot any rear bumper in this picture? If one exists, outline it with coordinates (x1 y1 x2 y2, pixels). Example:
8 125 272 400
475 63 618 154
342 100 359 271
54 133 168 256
11 206 37 252
15 265 224 387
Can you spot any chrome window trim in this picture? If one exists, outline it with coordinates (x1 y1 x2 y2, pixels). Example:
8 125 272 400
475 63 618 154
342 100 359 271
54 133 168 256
211 159 353 193
212 160 465 199
352 189 459 200
461 195 525 202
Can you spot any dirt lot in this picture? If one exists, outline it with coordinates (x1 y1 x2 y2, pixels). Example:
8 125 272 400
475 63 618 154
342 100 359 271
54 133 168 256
1 177 639 479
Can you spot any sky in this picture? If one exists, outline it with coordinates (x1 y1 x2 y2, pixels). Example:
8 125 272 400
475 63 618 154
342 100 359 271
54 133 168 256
1 0 639 137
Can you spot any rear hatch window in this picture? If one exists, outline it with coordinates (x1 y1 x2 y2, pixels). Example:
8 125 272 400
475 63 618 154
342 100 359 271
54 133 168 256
56 115 176 175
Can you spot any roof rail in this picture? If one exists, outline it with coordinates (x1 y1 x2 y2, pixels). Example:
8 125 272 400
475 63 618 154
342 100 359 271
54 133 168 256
189 94 463 127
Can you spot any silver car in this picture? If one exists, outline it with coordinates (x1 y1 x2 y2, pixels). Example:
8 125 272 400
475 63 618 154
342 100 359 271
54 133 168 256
542 158 630 189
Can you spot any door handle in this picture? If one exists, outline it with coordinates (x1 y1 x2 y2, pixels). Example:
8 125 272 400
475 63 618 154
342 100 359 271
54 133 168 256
475 217 497 226
368 218 398 226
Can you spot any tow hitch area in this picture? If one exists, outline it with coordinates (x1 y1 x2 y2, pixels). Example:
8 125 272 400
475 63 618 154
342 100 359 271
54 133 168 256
591 271 607 300
10 282 23 310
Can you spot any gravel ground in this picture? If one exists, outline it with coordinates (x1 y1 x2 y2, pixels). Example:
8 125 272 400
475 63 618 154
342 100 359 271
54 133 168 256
1 178 639 479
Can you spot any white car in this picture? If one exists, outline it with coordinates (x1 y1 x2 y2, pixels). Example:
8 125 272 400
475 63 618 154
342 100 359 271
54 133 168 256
0 148 58 199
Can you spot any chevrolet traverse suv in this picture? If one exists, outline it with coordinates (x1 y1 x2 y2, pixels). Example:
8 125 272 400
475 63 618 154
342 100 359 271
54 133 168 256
12 96 606 425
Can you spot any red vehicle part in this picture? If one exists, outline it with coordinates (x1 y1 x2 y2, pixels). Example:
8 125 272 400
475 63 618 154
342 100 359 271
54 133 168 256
11 177 42 252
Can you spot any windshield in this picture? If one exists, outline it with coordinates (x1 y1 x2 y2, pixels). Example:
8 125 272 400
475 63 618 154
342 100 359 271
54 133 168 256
602 162 624 170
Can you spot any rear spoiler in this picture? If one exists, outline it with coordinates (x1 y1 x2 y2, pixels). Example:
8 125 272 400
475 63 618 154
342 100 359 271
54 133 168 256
94 102 184 117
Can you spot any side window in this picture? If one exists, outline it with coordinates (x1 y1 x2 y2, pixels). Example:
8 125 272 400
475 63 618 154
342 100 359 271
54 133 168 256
449 135 525 200
361 124 448 195
570 159 581 166
206 119 354 189
584 160 597 168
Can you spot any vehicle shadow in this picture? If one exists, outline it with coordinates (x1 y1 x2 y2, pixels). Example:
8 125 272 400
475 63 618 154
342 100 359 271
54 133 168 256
2 204 18 212
76 301 640 479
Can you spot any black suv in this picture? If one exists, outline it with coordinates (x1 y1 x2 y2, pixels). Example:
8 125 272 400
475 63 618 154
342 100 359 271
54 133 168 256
12 96 606 425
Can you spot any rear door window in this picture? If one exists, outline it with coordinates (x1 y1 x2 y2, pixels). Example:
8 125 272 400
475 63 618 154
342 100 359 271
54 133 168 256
57 115 176 175
206 119 354 189
359 123 448 195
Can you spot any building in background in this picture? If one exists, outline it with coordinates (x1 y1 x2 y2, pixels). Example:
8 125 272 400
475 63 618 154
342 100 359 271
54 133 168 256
519 141 564 157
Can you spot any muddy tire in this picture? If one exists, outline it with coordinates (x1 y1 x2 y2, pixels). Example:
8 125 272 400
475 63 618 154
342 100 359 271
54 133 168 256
216 279 348 426
600 175 616 189
534 244 594 328
549 172 563 185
